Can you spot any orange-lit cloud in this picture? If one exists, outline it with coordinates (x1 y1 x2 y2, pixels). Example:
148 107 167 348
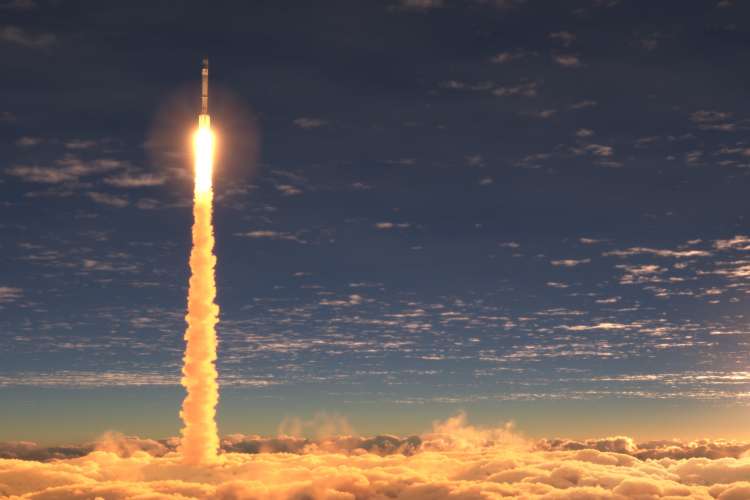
4 414 750 499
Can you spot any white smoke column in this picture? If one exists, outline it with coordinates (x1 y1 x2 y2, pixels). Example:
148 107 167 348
178 112 220 464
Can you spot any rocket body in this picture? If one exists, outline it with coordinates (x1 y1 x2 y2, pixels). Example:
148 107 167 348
201 58 209 115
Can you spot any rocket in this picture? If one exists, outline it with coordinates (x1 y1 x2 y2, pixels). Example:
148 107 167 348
201 58 209 115
199 58 210 128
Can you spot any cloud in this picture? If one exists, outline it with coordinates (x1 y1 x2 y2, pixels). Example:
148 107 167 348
576 128 594 137
374 222 411 229
135 198 161 210
489 49 531 63
714 235 750 250
635 32 665 51
537 436 750 461
690 109 732 123
616 264 667 285
7 165 74 184
492 81 538 97
570 100 597 109
479 177 493 185
0 371 274 388
465 154 484 166
5 414 750 499
0 286 22 303
551 258 590 267
603 247 711 258
64 139 97 150
16 136 42 147
86 191 129 208
561 322 631 331
0 25 55 47
320 294 365 307
104 172 166 188
549 31 576 47
583 144 613 157
690 110 734 131
235 230 305 243
527 109 557 118
440 80 493 91
276 184 303 196
82 258 136 272
554 54 583 68
293 117 328 129
6 156 125 184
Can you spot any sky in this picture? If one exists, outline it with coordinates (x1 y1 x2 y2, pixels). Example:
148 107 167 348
2 0 750 445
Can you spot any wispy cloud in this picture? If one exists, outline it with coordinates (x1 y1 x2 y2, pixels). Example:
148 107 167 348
15 136 42 147
465 154 484 166
293 117 328 129
585 144 613 157
374 222 411 229
0 25 55 47
104 172 166 188
561 322 631 331
604 247 711 258
553 54 582 68
690 110 735 131
489 49 532 64
548 31 576 47
276 184 303 196
492 81 538 97
65 139 98 150
235 230 306 243
551 258 590 267
7 156 125 184
570 100 597 109
714 235 750 250
0 286 22 303
86 191 129 208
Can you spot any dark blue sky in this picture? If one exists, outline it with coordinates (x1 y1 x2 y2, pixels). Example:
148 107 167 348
2 0 750 442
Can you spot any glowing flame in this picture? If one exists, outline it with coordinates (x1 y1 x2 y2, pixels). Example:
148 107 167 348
178 113 220 464
193 114 214 194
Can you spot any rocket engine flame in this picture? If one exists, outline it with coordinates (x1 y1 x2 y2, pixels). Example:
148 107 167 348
178 60 220 465
194 115 214 194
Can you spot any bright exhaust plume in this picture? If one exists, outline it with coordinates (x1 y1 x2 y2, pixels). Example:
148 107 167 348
178 112 220 465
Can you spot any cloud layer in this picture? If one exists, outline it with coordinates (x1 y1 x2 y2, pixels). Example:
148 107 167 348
3 415 750 499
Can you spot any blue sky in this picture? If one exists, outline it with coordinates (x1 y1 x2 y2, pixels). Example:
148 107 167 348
2 0 750 443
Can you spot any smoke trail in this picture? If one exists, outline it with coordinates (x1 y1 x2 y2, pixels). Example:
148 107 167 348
178 114 220 464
